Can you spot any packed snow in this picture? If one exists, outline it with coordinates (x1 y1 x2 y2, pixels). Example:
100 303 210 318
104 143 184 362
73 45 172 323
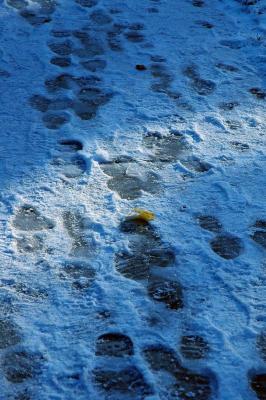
0 0 265 398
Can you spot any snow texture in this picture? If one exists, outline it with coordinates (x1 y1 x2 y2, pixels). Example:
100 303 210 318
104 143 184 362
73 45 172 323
0 0 265 398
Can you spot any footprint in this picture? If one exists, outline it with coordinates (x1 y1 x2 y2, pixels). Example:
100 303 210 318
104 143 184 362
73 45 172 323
0 69 11 78
180 335 209 359
143 132 187 163
240 1 258 6
231 141 250 152
257 332 266 361
150 62 175 95
42 111 71 129
107 175 143 200
52 154 86 178
93 366 153 398
143 345 177 373
77 86 112 107
16 234 43 253
2 350 43 383
20 10 51 26
192 77 216 96
197 215 223 233
13 392 31 400
196 20 214 29
225 119 242 130
73 83 112 120
95 333 134 356
219 39 243 49
151 55 166 63
249 88 266 100
147 276 183 310
48 40 74 56
73 102 98 120
124 30 145 43
250 374 266 400
115 252 151 280
109 8 122 15
210 234 243 259
251 221 266 249
143 345 213 399
75 0 98 8
183 65 216 95
51 57 72 68
215 63 239 73
219 101 239 111
45 73 101 93
63 211 95 257
192 0 205 6
100 157 161 200
74 32 100 59
51 29 72 38
107 24 124 51
59 139 83 151
13 205 54 231
115 247 174 281
32 0 56 15
198 212 244 259
128 22 145 30
29 94 50 112
80 59 107 72
144 133 208 174
44 74 72 92
6 0 28 10
47 97 74 111
115 218 175 281
147 7 159 13
183 65 199 80
90 9 112 25
73 31 105 58
13 0 56 26
181 157 211 173
52 140 86 178
28 92 71 123
63 210 85 238
151 63 169 79
93 327 146 396
59 260 95 290
0 319 21 349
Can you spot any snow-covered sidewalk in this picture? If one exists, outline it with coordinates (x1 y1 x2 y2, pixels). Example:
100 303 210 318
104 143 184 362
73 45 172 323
0 0 265 398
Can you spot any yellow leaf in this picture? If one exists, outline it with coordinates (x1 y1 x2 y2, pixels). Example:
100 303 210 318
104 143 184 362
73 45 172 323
132 208 155 222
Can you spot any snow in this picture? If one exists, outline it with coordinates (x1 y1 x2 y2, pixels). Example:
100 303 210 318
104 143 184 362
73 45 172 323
0 0 265 398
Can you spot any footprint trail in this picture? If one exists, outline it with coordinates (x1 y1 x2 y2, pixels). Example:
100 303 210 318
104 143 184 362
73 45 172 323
0 0 265 399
